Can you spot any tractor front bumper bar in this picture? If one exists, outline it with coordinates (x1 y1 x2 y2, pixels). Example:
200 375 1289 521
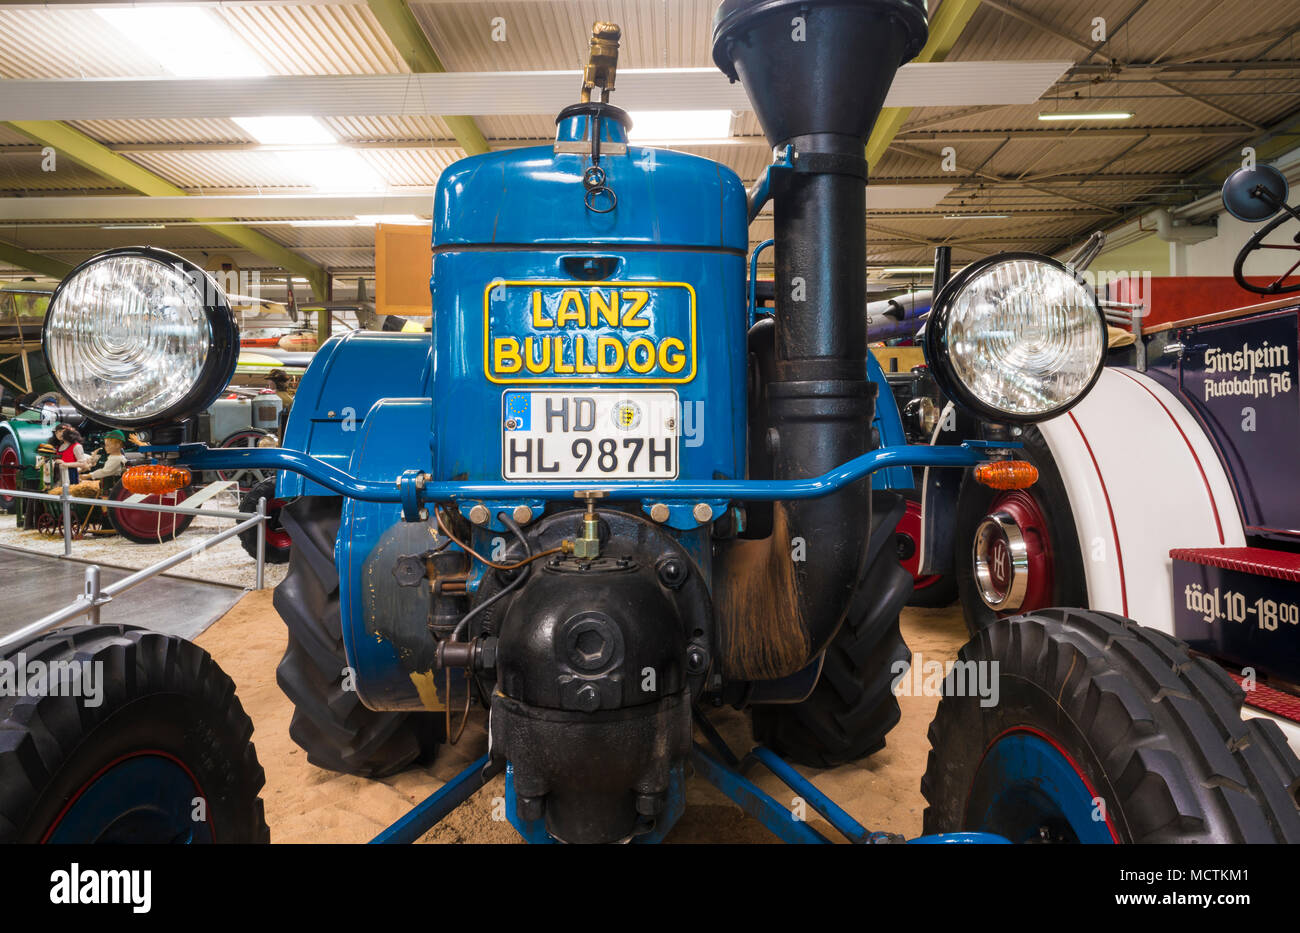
152 440 1009 526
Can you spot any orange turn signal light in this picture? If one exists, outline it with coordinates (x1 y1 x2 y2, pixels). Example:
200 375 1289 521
122 464 191 495
973 460 1038 490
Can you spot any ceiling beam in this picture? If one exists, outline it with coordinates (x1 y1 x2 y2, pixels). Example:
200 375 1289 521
980 0 1093 56
0 61 1069 121
364 0 488 156
1150 79 1267 132
890 141 1120 213
0 238 72 279
897 125 1254 141
5 121 330 297
865 0 984 171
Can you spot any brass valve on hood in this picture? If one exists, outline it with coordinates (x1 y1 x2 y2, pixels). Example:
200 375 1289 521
580 22 622 103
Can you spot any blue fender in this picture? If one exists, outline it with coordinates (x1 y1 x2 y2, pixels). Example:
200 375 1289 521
276 331 433 499
866 352 914 491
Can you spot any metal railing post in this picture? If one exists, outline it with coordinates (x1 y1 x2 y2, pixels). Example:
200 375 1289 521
255 495 266 591
59 462 72 557
84 565 102 624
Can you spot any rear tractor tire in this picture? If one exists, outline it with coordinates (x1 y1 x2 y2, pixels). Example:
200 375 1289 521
751 493 914 768
273 496 443 777
921 609 1300 843
239 477 291 564
0 625 269 843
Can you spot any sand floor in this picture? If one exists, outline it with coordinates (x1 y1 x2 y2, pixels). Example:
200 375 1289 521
196 590 968 843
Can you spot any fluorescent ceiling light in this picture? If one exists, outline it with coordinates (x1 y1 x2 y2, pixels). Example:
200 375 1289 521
95 6 269 78
880 267 935 276
943 213 1011 220
627 110 732 142
355 214 427 225
233 116 336 146
289 149 386 193
101 223 166 230
1037 111 1133 122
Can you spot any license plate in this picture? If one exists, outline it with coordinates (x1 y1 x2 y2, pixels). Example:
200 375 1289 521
502 389 679 480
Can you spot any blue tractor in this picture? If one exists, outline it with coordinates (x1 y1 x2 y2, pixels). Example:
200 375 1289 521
5 0 1299 845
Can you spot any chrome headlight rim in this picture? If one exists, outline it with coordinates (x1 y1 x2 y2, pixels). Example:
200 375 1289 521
922 251 1106 425
42 246 240 429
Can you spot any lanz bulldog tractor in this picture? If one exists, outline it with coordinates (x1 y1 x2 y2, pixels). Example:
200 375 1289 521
3 0 1299 845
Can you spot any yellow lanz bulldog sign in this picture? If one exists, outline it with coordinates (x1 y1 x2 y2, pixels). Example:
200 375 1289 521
484 281 696 384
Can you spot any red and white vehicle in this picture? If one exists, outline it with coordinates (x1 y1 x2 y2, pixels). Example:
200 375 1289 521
950 165 1300 752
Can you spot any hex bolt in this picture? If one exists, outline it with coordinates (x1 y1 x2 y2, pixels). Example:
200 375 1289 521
574 683 600 712
468 504 490 525
512 504 534 524
649 502 670 523
692 502 713 523
635 792 665 816
657 557 688 589
517 795 544 821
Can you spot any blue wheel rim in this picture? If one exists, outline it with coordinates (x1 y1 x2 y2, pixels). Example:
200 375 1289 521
966 729 1118 844
44 753 213 844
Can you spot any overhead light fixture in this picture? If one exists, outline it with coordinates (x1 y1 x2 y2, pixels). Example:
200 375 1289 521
233 116 337 147
626 110 732 142
95 6 269 78
1037 111 1133 122
943 213 1011 220
288 219 364 228
100 223 166 230
880 267 935 276
290 149 386 193
355 214 427 225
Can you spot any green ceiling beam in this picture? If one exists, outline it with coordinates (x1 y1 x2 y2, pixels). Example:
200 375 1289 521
6 120 330 298
366 0 490 156
865 0 985 171
0 238 72 280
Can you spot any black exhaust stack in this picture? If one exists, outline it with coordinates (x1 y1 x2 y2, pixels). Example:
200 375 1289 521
712 0 928 679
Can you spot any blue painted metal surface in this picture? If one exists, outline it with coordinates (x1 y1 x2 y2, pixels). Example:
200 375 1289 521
275 330 432 499
370 754 500 844
966 731 1117 844
166 440 997 504
45 754 212 844
748 238 774 328
429 109 750 494
337 398 437 711
867 352 916 491
691 744 831 844
748 745 872 843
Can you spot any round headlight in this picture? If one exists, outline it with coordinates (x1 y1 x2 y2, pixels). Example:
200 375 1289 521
923 253 1105 423
42 247 239 428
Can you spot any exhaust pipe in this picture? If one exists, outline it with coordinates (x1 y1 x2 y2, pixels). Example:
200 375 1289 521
712 0 928 679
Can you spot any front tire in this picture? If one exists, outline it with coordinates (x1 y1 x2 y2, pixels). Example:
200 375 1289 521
751 493 913 768
273 496 443 777
921 609 1300 843
0 625 269 843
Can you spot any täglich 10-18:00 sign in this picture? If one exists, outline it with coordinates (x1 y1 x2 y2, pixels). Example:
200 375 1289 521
484 281 697 384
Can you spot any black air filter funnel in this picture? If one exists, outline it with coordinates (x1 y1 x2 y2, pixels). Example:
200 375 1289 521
713 0 928 147
712 0 929 682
